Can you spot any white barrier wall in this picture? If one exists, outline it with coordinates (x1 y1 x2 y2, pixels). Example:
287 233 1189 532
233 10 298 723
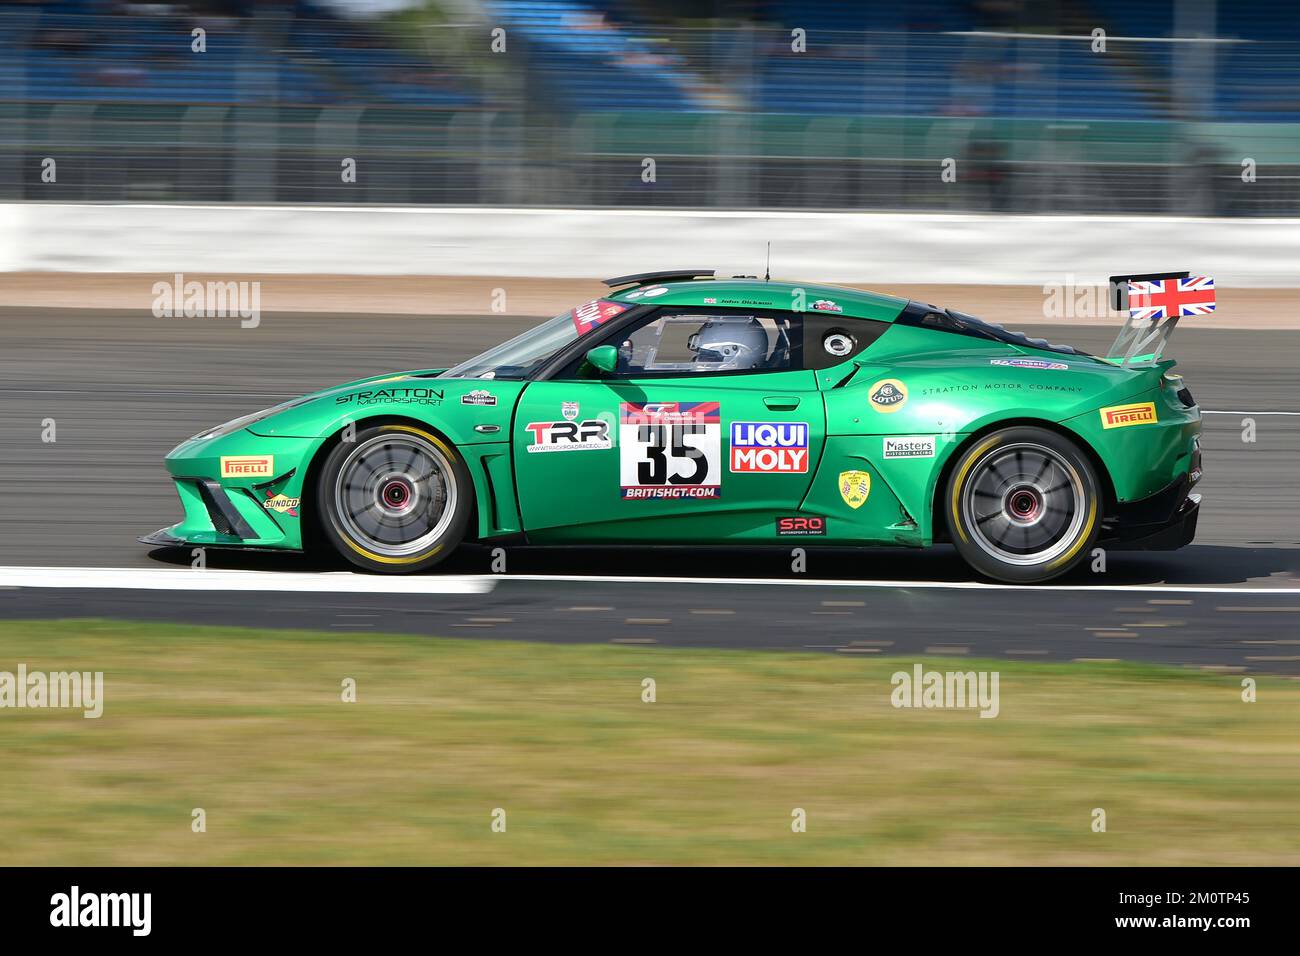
2 203 1298 287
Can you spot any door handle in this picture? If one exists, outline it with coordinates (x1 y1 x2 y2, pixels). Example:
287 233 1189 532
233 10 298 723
763 396 800 411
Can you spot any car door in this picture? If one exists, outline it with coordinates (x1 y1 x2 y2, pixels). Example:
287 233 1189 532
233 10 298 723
512 307 826 543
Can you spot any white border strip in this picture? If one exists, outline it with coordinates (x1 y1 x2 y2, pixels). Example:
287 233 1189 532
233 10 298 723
1203 410 1300 416
0 566 494 595
1 566 1297 596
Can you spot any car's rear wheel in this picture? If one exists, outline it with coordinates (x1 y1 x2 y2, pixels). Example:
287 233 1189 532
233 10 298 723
945 426 1101 583
318 423 471 573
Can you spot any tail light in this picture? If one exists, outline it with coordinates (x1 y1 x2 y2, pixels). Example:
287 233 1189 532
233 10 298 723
1164 372 1196 408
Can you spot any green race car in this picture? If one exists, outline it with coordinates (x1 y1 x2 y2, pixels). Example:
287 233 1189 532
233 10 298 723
141 269 1203 583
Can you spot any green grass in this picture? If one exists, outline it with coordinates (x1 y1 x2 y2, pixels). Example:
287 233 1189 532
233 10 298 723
0 618 1297 865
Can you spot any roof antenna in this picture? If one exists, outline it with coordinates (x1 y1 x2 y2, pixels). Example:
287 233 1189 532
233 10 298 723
764 241 771 282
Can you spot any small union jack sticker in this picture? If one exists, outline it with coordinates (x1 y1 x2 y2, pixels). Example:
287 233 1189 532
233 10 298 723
1127 276 1216 321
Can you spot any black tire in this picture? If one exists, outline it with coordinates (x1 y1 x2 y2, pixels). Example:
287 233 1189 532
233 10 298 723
316 423 471 574
945 426 1102 583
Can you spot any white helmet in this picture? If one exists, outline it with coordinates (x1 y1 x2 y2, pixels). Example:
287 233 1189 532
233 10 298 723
689 317 769 370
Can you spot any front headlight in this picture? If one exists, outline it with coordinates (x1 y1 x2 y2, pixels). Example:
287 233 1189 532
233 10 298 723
189 397 312 442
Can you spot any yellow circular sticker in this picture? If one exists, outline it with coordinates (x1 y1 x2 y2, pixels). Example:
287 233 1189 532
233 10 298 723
868 379 908 413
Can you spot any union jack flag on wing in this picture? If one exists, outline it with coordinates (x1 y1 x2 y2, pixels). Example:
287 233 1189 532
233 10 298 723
1127 275 1216 321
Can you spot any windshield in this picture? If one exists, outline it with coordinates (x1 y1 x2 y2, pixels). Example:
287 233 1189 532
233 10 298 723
440 300 628 380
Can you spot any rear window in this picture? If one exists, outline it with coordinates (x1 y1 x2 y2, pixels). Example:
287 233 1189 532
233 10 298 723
897 301 1080 356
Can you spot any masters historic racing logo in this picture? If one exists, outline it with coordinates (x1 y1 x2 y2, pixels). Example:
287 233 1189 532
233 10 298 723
1100 402 1158 429
220 455 273 478
620 402 721 499
883 436 936 459
730 422 809 473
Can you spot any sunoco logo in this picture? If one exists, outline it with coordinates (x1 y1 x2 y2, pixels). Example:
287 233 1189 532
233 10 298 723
883 436 935 459
263 492 299 516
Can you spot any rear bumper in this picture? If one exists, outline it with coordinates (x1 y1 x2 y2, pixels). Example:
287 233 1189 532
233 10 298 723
1102 472 1201 551
1107 493 1200 551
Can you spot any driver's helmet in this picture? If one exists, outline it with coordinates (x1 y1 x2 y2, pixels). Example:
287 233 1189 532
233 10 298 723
688 317 769 370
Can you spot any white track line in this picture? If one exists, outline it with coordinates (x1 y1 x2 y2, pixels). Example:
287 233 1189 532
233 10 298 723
1 566 1295 596
1203 410 1300 416
0 566 494 595
494 573 1300 595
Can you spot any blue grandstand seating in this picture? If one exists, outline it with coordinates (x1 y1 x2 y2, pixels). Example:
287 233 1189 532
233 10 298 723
0 0 1293 122
0 0 476 107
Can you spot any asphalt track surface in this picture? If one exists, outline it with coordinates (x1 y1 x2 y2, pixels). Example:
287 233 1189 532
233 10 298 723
1 307 1298 672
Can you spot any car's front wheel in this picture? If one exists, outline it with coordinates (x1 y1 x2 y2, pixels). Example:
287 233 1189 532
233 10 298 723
945 426 1101 583
317 423 471 573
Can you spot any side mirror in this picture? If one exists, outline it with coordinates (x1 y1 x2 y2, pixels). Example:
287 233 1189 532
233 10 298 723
585 345 619 375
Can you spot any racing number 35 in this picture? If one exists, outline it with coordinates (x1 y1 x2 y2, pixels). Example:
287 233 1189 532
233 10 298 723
637 423 708 485
620 402 722 500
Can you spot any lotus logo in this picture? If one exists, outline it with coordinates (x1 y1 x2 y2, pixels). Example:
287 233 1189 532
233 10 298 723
868 379 908 413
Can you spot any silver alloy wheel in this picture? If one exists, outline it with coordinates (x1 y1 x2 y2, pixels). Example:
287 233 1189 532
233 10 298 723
959 441 1086 567
333 433 457 558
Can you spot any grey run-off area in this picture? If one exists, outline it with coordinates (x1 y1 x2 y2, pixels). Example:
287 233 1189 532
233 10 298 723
0 308 1297 671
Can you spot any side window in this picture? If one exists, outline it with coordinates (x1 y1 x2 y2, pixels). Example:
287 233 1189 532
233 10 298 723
613 312 796 376
800 312 889 370
544 305 889 380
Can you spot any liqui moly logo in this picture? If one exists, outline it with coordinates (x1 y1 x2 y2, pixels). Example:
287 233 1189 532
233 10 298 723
571 299 627 335
730 421 809 473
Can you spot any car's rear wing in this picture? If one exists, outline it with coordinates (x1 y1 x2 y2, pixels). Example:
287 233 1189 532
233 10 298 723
1104 271 1215 367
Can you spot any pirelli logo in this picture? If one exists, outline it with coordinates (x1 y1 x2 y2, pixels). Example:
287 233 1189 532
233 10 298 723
220 455 274 478
1100 402 1157 429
